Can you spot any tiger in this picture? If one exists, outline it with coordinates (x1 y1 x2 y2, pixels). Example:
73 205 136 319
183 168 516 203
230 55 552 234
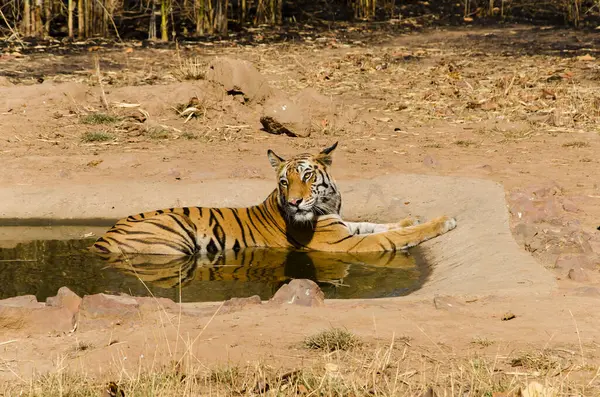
89 142 457 256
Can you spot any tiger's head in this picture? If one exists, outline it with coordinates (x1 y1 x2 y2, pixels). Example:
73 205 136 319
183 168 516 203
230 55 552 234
267 142 341 224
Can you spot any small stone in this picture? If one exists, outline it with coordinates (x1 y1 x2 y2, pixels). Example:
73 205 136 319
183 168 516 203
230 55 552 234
423 155 438 168
562 200 580 213
567 267 590 282
270 279 324 307
501 312 516 321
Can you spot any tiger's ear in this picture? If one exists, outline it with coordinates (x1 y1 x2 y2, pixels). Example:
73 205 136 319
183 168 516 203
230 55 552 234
315 141 338 166
267 149 285 170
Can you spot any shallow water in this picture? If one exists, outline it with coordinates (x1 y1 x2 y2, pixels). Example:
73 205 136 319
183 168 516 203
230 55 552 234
0 225 427 302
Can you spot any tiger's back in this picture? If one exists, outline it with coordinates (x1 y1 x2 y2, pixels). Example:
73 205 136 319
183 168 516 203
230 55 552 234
90 198 290 256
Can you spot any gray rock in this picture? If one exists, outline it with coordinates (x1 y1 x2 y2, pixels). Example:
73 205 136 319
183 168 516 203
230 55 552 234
270 279 324 307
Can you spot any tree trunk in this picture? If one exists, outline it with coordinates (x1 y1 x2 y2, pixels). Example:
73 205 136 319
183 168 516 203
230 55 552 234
44 0 51 36
215 0 227 35
77 0 84 37
68 0 74 37
22 0 31 36
160 0 168 40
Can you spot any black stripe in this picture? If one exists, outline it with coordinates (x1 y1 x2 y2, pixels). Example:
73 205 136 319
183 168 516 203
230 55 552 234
183 207 190 217
145 219 185 235
384 236 396 251
244 209 258 244
169 214 198 253
156 209 164 215
330 234 355 244
230 208 248 246
249 207 273 240
212 223 226 249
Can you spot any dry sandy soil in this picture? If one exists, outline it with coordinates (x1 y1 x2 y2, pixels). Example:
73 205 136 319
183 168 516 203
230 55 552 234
0 24 600 395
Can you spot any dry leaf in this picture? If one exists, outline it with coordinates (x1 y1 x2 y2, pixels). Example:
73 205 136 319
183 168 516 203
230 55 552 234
576 54 595 62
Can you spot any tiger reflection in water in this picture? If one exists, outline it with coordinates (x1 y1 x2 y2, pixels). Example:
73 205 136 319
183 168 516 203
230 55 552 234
100 248 418 291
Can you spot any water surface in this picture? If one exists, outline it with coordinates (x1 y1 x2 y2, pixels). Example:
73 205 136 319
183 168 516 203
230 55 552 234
0 225 428 302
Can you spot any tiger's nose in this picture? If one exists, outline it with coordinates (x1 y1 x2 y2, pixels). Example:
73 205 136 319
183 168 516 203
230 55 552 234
288 198 303 207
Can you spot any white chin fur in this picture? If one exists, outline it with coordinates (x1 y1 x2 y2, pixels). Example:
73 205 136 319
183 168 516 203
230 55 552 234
293 212 314 223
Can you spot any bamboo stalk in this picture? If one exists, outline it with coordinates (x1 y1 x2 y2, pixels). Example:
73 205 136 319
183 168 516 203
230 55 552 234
77 0 84 37
160 0 168 40
44 0 51 36
68 0 74 37
149 0 156 39
22 0 31 36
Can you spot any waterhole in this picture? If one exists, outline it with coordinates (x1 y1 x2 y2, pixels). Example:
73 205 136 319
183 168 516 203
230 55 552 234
0 223 428 302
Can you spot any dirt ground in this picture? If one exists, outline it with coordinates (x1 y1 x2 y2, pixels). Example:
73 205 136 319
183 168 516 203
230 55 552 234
1 24 600 395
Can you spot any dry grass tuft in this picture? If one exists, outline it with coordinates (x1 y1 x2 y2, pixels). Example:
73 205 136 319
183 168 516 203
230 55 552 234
4 344 598 397
304 327 361 352
181 132 200 140
454 139 476 147
81 131 115 142
510 349 571 376
563 141 590 148
80 113 119 125
145 126 171 140
173 57 206 81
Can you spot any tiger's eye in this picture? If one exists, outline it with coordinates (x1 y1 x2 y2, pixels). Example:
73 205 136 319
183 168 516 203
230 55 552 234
280 179 288 187
303 172 313 182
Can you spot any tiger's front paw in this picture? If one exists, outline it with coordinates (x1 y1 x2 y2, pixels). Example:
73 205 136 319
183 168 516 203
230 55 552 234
440 216 457 233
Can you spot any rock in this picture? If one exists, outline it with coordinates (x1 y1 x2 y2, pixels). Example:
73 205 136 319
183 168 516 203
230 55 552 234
423 155 438 168
0 295 43 308
513 222 539 246
206 57 272 103
567 267 590 282
46 286 82 316
261 94 313 138
80 293 139 319
0 305 75 333
555 253 597 271
507 190 563 224
222 295 261 313
270 279 324 307
562 199 580 213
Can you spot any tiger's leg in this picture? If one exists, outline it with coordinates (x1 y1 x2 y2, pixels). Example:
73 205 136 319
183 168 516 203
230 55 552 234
344 216 420 235
311 215 456 252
